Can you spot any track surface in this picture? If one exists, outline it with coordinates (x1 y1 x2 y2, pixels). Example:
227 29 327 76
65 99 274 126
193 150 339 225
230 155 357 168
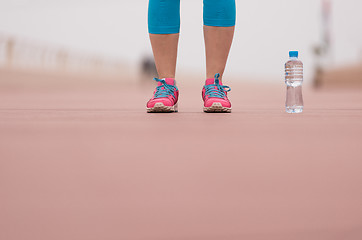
1 70 362 240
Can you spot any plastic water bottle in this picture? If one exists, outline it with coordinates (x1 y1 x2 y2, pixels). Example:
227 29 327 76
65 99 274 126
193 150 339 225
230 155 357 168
285 51 304 113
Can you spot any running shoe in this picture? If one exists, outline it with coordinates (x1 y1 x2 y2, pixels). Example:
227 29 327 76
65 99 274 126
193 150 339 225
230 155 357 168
202 73 232 113
147 78 179 113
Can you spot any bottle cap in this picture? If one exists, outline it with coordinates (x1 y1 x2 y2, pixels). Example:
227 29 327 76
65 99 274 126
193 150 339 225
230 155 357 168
289 51 299 58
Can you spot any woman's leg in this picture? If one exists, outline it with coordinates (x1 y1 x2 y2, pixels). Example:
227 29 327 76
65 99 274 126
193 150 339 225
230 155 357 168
203 0 236 79
149 34 179 79
148 0 181 79
204 26 235 79
201 0 236 113
147 0 181 113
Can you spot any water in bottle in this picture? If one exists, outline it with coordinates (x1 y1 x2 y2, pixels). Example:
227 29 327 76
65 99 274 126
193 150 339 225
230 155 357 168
285 51 304 113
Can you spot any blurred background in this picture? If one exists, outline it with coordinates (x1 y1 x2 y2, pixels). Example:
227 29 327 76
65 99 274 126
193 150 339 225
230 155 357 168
1 1 362 240
1 0 361 86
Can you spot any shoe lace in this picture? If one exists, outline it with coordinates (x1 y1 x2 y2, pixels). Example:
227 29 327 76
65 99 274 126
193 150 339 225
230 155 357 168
204 73 231 98
154 78 178 99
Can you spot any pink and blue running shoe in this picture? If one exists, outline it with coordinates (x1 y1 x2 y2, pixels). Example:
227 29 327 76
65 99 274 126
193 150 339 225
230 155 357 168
202 73 232 113
147 78 179 113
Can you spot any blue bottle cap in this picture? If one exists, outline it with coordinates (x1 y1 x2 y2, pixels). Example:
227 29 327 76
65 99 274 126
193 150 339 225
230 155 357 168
289 51 299 58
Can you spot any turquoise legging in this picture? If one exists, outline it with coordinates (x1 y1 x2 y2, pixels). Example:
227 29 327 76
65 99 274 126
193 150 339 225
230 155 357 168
148 0 236 34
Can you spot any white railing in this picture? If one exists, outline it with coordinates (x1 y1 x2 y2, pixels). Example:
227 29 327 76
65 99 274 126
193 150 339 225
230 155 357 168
0 34 128 77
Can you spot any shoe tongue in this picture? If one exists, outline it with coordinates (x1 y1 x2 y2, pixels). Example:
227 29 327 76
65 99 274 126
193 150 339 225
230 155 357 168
205 78 223 85
157 78 175 86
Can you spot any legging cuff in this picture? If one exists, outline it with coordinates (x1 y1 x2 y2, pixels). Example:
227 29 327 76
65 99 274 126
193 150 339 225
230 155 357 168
204 18 236 27
148 25 180 34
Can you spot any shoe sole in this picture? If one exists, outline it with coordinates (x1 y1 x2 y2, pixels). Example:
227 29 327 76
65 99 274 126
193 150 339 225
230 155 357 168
147 102 178 113
203 102 232 113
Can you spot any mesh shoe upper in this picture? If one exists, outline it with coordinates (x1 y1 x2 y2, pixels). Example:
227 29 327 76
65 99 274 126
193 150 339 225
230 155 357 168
202 73 231 108
147 78 179 108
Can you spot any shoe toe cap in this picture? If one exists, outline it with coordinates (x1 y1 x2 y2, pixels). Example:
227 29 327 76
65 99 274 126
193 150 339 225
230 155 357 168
204 98 231 108
147 98 173 108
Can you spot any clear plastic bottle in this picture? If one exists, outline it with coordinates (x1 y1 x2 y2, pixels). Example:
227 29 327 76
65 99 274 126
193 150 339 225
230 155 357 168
285 51 304 113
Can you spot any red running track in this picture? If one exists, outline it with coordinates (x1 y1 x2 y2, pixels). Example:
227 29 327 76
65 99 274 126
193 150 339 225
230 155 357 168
1 69 362 240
